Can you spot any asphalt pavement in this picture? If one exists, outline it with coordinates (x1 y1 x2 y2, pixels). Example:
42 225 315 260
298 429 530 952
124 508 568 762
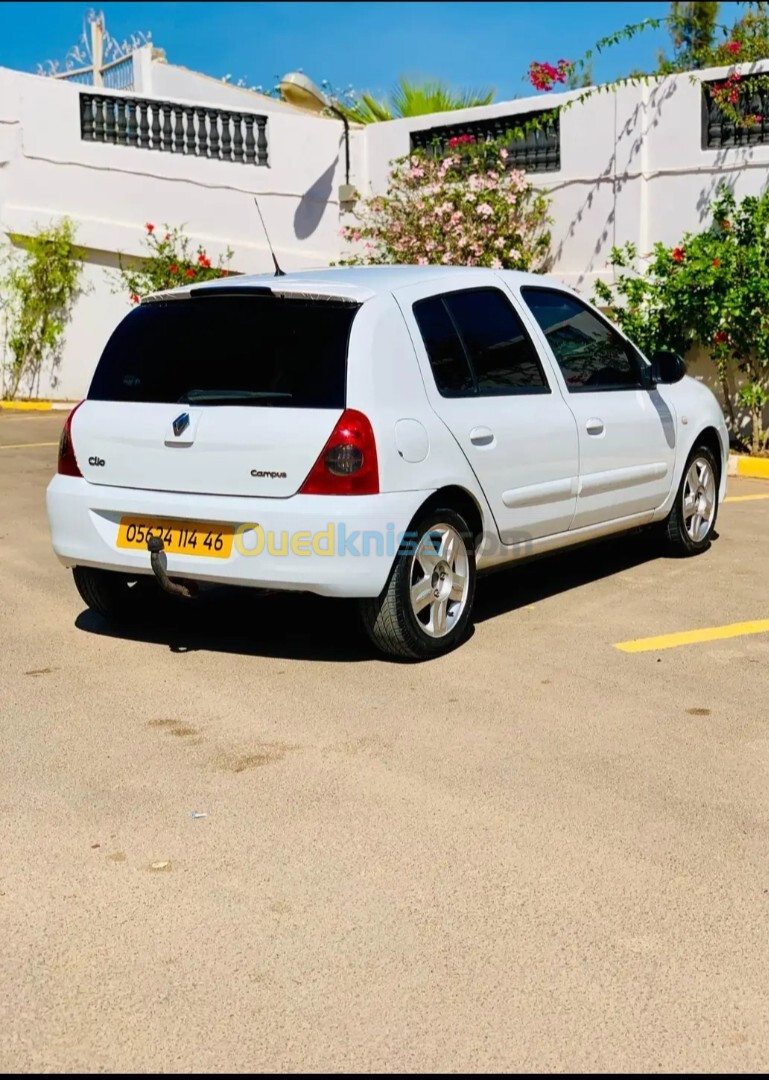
1 410 768 1072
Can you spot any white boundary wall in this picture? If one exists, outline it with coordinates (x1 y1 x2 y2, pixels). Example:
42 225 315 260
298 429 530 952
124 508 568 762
1 53 768 419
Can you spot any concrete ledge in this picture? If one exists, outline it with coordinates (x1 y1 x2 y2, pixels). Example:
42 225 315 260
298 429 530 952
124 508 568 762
728 454 769 480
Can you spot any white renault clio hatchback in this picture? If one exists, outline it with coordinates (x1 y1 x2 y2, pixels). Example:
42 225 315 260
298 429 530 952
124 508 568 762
47 267 728 659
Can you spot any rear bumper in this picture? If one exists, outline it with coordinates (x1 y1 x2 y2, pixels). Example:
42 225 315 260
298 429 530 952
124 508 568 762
46 476 434 598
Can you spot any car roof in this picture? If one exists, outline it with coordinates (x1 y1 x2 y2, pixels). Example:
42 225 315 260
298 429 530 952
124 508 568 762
145 265 558 305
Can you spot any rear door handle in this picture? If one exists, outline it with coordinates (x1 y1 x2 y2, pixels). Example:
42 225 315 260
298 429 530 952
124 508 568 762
470 426 495 447
586 417 604 436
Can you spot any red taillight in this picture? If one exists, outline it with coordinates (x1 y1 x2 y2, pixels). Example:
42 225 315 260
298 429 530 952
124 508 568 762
57 400 85 477
299 409 379 495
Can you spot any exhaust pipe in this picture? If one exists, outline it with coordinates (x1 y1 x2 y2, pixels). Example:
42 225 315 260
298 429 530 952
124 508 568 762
147 536 197 600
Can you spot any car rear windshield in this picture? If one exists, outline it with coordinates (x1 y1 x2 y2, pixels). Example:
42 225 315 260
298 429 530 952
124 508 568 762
88 294 360 408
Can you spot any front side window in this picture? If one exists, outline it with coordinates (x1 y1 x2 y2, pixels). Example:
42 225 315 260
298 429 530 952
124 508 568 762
413 287 550 397
521 287 644 392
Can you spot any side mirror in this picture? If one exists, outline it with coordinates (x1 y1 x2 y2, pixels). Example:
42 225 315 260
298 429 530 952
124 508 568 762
650 350 686 385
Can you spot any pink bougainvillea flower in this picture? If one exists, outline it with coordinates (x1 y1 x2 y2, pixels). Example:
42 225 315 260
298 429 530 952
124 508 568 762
725 41 741 54
529 59 571 92
145 223 154 233
672 247 685 263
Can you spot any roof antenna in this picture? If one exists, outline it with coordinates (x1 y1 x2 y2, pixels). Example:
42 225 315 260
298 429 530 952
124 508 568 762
253 197 285 277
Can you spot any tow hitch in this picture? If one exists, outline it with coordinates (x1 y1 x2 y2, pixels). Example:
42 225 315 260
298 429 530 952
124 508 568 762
147 536 198 600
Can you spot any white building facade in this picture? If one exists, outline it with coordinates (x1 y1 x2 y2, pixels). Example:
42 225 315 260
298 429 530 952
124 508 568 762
1 43 768 419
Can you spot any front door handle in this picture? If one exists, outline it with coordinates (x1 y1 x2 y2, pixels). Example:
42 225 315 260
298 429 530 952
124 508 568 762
470 427 495 447
586 417 604 436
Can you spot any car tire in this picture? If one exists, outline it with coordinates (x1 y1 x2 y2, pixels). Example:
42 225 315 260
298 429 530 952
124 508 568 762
359 507 476 660
72 566 159 623
664 444 720 555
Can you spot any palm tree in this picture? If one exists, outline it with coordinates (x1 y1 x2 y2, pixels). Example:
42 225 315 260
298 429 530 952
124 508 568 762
339 77 494 124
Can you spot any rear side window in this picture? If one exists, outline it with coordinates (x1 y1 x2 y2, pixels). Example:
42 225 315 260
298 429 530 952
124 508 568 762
88 295 359 408
521 287 643 391
413 287 549 397
411 296 474 395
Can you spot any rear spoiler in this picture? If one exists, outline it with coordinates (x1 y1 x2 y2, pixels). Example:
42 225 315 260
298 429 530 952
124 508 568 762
143 283 371 305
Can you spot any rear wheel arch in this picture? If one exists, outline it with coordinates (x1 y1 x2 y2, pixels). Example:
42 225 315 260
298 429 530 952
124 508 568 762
414 485 486 550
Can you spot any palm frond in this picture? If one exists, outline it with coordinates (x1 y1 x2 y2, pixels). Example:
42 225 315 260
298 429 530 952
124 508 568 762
339 77 494 123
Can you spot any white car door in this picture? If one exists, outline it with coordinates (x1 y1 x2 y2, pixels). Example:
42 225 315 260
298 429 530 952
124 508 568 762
395 279 579 547
518 285 677 531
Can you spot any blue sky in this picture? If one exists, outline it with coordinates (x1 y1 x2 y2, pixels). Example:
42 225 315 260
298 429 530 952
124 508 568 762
0 1 745 102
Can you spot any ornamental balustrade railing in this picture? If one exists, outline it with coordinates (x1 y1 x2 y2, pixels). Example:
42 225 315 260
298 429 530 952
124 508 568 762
79 91 269 165
410 109 560 173
702 79 769 149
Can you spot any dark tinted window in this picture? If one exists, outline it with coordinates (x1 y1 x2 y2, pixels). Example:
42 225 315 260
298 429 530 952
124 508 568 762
413 287 548 397
521 288 642 391
412 296 474 395
88 295 359 408
445 288 549 394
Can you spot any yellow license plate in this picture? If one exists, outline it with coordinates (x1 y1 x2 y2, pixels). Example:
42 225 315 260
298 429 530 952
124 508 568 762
116 516 235 558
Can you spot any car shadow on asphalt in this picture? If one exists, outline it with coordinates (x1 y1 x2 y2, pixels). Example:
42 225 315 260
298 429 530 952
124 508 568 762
74 530 673 663
471 529 668 625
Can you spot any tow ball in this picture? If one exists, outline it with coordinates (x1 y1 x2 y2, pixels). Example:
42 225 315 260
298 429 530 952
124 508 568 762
146 536 197 600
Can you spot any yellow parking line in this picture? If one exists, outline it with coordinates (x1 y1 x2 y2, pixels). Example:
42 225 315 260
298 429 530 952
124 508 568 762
724 494 769 502
616 620 769 653
0 441 59 450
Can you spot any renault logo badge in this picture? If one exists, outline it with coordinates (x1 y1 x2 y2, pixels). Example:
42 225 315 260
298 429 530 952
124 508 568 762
172 412 190 437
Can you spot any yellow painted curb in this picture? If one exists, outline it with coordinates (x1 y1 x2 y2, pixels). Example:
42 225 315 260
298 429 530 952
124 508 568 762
734 455 769 480
0 441 59 450
0 400 52 411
